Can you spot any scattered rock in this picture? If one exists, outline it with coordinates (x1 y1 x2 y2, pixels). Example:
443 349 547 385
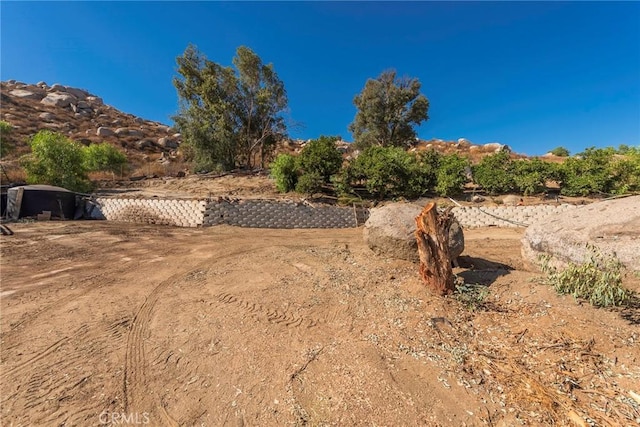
36 81 48 88
9 89 44 100
41 92 78 107
115 128 129 136
158 137 178 149
502 195 522 206
522 196 640 272
49 83 66 92
128 129 143 137
86 96 103 105
64 87 88 100
471 195 485 203
97 127 114 137
39 112 56 121
136 140 154 149
363 202 464 263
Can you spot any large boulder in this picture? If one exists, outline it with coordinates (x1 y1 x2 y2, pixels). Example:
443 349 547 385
41 92 77 107
10 89 44 100
363 202 464 262
522 196 640 272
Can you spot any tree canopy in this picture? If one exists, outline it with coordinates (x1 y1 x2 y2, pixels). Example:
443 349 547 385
173 44 288 172
349 70 429 149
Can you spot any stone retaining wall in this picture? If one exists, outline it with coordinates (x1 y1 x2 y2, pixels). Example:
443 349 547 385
92 196 579 229
94 197 207 227
204 198 369 228
451 204 579 228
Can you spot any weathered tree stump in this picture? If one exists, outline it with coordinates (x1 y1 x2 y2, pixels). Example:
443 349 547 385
415 202 456 296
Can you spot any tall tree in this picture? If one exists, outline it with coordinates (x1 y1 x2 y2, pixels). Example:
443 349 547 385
349 70 429 149
173 44 288 171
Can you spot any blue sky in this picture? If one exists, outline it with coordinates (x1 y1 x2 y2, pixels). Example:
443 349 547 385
2 1 639 156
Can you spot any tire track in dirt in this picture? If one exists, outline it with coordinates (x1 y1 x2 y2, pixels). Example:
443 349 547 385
215 292 320 328
1 315 131 425
123 266 211 423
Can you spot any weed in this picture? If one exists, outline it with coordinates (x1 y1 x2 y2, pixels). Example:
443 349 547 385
454 281 489 311
539 247 634 307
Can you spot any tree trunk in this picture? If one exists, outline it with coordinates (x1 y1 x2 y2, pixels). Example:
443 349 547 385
415 202 455 296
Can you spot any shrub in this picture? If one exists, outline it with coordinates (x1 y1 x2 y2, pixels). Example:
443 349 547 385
295 171 324 195
550 146 570 157
560 147 616 196
472 151 515 194
339 146 432 199
297 136 343 182
435 153 470 197
539 247 634 307
270 153 298 192
83 143 127 174
22 130 93 192
0 120 13 158
511 158 559 196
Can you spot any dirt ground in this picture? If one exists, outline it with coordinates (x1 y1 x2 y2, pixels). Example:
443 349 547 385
1 222 639 426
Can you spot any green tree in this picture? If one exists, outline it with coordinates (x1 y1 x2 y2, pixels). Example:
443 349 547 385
339 146 432 199
550 146 570 157
349 70 429 149
435 154 470 197
83 143 127 174
511 158 558 196
297 136 343 182
472 151 515 194
173 44 288 171
22 130 93 192
560 147 616 196
270 153 298 192
0 121 13 158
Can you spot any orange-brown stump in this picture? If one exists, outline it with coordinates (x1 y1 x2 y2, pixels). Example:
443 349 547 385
415 202 456 296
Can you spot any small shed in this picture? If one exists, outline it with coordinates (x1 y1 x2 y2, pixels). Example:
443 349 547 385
6 185 78 220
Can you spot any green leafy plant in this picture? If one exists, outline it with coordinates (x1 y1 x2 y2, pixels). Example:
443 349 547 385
83 143 127 174
560 147 616 196
472 151 515 194
338 146 433 199
0 120 13 158
454 282 489 311
270 153 298 192
296 136 343 183
435 153 470 197
295 171 324 195
511 158 560 196
22 130 93 193
550 146 570 157
539 247 633 307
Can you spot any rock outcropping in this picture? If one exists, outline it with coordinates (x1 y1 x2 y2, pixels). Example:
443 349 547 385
1 80 182 167
363 202 464 263
522 196 640 272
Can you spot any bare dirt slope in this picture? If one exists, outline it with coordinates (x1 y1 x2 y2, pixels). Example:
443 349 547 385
1 223 639 426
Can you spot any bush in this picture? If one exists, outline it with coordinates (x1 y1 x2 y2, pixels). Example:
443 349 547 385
435 153 470 197
511 158 559 196
295 171 324 195
83 143 127 174
270 153 298 192
550 146 570 157
540 247 634 307
472 151 515 194
339 146 433 199
297 136 343 182
560 147 616 196
0 121 13 158
22 130 93 193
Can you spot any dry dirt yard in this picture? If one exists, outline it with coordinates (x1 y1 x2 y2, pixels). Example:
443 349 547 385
1 222 639 426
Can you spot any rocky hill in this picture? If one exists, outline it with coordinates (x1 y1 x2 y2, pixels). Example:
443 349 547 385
2 79 556 183
1 80 182 172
